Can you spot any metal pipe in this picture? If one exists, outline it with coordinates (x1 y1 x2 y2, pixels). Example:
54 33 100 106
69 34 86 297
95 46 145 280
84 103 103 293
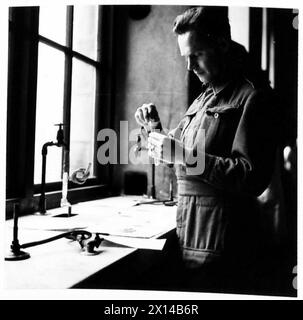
38 124 69 214
39 141 54 214
150 163 156 199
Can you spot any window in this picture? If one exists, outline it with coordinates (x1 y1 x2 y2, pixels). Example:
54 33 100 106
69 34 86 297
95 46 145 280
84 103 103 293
228 7 250 51
34 5 99 185
6 6 113 218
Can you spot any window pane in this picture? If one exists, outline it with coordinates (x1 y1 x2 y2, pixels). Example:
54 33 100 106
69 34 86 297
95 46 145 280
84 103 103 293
39 6 66 45
73 5 98 60
228 7 249 51
34 43 65 184
70 58 96 177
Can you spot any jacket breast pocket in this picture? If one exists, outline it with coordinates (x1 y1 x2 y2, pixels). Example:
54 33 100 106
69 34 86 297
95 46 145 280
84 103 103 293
203 104 241 153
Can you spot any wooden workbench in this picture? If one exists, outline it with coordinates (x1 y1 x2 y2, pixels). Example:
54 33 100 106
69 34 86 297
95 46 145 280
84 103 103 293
4 196 177 290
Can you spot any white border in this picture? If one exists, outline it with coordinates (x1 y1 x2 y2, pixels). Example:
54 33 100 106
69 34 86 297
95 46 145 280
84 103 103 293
0 0 301 301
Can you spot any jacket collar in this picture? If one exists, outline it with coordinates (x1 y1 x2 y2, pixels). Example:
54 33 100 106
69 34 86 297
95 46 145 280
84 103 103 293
185 74 240 116
211 81 230 96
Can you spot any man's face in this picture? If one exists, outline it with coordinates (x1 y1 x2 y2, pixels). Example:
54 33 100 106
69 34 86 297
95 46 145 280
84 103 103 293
178 31 223 85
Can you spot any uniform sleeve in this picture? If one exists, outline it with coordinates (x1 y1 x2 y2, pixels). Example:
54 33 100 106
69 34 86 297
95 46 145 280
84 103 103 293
168 117 188 140
184 89 279 196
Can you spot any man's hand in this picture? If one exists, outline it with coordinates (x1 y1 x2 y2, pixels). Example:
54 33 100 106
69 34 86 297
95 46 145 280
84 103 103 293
135 103 162 132
148 132 185 165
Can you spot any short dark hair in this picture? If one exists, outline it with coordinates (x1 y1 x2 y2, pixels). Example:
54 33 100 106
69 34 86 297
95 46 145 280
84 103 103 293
173 6 231 42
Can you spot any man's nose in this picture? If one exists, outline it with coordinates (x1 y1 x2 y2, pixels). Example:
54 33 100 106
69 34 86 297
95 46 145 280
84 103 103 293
187 56 197 71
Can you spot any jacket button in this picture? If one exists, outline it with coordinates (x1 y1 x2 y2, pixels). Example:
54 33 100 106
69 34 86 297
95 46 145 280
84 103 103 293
214 113 219 118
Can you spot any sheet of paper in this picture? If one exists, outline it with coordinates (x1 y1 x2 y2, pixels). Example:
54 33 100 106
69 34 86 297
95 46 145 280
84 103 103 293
102 235 166 250
15 196 177 238
85 205 176 238
75 196 141 209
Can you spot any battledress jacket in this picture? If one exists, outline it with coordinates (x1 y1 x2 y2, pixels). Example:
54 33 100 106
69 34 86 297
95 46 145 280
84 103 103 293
170 74 279 270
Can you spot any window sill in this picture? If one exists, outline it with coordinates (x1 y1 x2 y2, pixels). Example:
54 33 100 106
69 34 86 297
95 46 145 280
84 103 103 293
6 184 112 219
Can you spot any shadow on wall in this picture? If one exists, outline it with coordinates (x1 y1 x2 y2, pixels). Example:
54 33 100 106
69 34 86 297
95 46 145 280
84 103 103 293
111 5 189 197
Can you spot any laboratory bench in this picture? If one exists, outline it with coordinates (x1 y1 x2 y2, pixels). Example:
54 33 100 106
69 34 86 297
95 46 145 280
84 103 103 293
4 196 177 290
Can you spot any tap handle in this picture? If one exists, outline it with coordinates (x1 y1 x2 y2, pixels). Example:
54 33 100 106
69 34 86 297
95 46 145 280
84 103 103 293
54 123 66 145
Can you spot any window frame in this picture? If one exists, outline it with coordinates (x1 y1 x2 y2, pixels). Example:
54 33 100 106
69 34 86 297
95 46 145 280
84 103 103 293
34 5 101 192
6 5 115 219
